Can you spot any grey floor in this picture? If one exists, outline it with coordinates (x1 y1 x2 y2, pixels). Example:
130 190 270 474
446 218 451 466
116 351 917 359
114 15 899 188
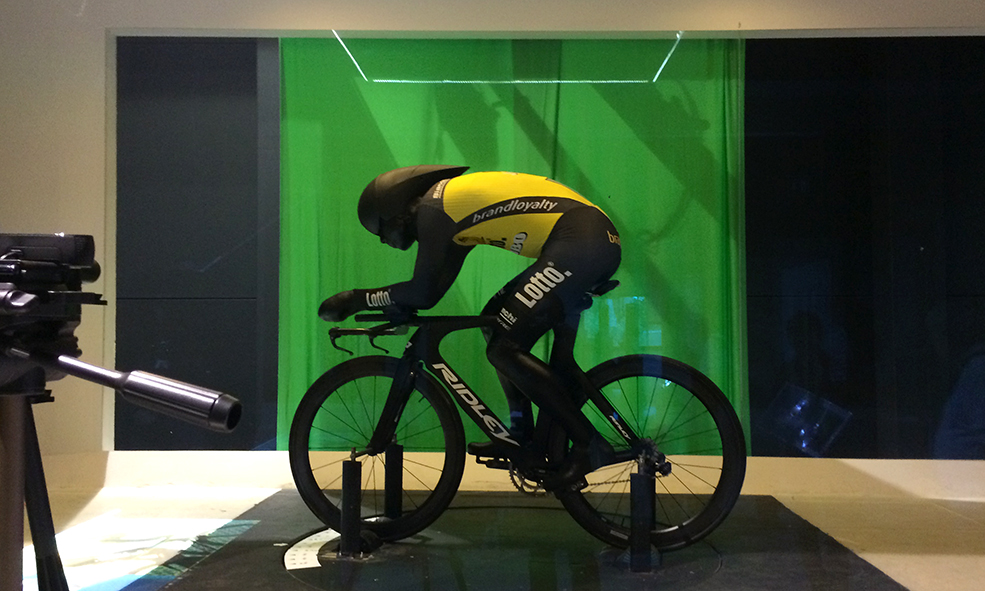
20 455 985 591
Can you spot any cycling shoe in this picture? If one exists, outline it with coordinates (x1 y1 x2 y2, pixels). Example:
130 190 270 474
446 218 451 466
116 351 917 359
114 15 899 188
542 445 590 492
543 435 615 492
467 440 515 459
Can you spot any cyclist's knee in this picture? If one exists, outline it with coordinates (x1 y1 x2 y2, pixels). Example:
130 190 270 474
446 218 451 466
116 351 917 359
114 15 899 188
485 336 520 372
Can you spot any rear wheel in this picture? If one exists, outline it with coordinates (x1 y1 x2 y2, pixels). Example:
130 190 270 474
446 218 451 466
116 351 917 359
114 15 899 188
553 355 746 551
289 356 466 541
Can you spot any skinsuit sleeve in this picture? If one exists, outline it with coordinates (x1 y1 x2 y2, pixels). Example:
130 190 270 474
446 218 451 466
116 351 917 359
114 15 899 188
358 204 472 311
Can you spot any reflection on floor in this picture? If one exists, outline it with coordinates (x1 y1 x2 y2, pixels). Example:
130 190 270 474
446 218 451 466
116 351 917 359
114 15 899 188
21 487 277 591
19 454 985 591
23 511 254 591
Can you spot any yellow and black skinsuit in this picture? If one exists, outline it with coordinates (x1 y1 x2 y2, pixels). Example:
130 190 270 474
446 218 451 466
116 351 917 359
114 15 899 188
358 171 621 448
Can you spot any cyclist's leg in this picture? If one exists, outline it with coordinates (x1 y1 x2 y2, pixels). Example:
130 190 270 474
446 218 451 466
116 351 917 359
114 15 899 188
542 207 621 405
486 312 597 449
476 208 620 484
484 215 620 484
485 207 621 426
548 312 597 407
479 280 534 441
484 291 604 489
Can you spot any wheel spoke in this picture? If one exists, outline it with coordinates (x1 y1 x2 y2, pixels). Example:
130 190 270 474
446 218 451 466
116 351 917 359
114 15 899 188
314 404 365 445
640 375 661 439
667 461 720 491
554 355 745 552
289 358 464 542
348 379 376 439
657 425 722 447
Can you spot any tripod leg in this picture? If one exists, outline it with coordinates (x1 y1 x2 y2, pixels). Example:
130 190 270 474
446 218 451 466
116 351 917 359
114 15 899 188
0 395 27 591
24 404 69 591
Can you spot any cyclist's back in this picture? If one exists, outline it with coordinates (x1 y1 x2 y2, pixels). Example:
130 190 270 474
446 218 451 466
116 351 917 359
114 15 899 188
427 171 606 258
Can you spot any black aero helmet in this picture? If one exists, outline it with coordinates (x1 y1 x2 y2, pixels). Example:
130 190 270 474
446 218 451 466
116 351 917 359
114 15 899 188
357 165 469 236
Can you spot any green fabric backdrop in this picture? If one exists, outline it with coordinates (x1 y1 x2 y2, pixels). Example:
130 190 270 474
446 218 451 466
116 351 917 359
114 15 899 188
278 37 748 449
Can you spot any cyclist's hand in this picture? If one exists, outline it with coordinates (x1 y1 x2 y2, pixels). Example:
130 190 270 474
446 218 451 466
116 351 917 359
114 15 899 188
319 290 361 322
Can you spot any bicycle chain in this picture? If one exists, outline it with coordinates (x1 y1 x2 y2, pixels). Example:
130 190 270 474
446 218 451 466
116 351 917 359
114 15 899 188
507 451 669 494
584 476 632 488
559 459 673 490
508 465 653 493
586 455 673 488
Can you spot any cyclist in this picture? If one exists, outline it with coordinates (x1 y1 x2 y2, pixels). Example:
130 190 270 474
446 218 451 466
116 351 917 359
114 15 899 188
318 165 621 489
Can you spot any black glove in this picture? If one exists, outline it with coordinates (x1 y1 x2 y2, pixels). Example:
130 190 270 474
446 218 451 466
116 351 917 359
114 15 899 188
318 290 362 322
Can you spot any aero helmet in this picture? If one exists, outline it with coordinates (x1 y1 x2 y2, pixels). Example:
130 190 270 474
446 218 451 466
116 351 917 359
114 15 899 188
357 165 468 236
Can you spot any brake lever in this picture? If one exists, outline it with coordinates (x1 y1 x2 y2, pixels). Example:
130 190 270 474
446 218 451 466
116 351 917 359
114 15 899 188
368 335 389 354
330 332 355 356
328 323 409 356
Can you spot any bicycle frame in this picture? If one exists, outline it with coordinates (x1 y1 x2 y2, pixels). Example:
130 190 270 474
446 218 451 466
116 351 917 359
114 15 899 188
335 313 643 461
332 314 516 457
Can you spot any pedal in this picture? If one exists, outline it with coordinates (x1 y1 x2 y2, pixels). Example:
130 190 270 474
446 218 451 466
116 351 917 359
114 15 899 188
475 457 511 470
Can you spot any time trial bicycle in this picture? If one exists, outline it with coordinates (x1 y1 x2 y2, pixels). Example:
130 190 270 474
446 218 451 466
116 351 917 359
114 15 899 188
288 283 746 551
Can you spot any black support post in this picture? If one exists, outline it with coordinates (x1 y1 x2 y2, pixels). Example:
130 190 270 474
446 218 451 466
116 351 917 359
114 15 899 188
630 470 657 572
24 405 69 591
338 459 362 557
384 444 403 520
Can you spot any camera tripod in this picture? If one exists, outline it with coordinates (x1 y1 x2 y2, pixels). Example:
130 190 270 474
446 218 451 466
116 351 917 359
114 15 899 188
0 350 241 591
1 369 70 591
1 233 240 591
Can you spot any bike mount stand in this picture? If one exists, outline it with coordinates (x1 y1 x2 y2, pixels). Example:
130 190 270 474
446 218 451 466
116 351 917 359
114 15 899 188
336 444 403 558
333 444 662 571
0 370 70 591
628 461 663 573
337 458 362 557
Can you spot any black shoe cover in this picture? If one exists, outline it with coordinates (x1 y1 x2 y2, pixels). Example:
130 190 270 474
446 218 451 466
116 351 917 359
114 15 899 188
467 440 514 459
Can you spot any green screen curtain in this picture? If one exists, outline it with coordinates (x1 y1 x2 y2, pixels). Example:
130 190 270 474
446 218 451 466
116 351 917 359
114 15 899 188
278 36 748 449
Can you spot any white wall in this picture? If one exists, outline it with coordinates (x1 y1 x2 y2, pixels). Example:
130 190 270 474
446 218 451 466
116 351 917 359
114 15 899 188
1 0 984 455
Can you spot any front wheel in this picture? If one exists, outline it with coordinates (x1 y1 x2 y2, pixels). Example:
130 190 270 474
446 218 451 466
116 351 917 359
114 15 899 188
552 355 746 551
288 356 466 541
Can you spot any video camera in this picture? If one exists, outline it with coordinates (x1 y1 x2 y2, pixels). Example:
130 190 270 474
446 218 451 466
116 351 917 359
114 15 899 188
0 233 240 432
0 233 243 591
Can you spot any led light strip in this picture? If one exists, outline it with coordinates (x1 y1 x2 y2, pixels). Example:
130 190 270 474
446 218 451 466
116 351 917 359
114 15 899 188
653 31 684 82
333 29 368 81
371 79 651 84
331 31 685 85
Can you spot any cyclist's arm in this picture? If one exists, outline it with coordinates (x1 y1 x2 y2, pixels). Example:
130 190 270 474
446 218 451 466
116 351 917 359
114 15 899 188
361 205 471 311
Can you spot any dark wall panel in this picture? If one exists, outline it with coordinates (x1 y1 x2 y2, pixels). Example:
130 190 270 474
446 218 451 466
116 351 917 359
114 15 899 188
116 37 278 450
117 38 259 299
746 37 985 459
115 299 265 450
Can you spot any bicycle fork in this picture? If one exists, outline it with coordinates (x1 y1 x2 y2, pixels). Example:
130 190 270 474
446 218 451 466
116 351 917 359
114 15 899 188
361 354 419 457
